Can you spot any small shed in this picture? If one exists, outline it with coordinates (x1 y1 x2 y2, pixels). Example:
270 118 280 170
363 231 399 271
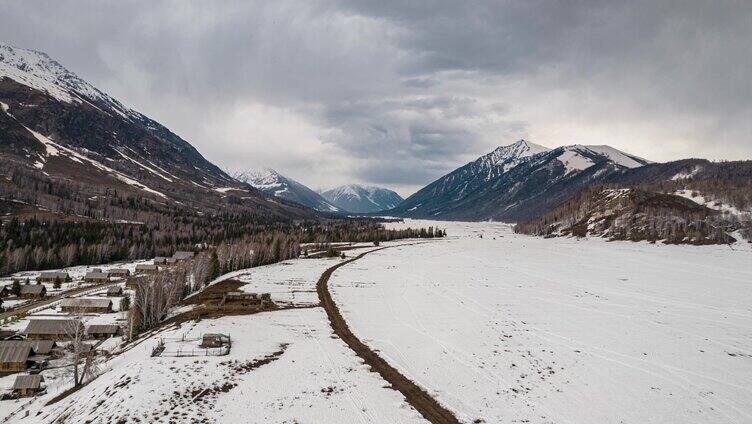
19 284 47 299
135 264 158 274
36 272 69 284
0 341 34 371
106 286 123 297
23 319 83 341
200 333 231 348
222 291 259 306
107 268 131 278
86 324 122 339
60 298 113 314
11 374 44 397
84 272 110 284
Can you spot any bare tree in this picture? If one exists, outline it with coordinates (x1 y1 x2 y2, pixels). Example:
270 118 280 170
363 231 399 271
63 314 99 388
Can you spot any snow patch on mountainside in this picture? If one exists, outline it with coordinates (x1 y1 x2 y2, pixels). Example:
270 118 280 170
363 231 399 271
583 145 650 168
557 148 595 174
0 44 138 120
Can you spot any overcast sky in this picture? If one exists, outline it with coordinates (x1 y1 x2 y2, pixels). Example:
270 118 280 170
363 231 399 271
2 1 750 196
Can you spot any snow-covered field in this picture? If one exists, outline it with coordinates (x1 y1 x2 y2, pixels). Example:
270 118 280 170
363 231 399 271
3 221 750 423
329 220 752 424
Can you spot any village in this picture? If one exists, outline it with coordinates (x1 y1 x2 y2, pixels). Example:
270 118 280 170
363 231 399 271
0 249 234 404
0 239 378 421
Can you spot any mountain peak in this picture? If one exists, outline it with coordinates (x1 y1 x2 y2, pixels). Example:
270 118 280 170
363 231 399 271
321 184 404 213
0 43 137 119
234 168 339 212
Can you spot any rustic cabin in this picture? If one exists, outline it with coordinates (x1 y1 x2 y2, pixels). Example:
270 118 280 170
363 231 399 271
172 251 195 261
0 341 34 371
11 375 44 397
36 272 70 284
135 264 158 274
200 333 231 348
106 286 123 297
108 268 131 278
23 319 83 341
86 324 122 339
60 298 113 314
19 285 47 299
84 271 110 284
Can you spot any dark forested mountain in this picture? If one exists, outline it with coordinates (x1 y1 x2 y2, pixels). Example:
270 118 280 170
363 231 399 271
515 160 752 244
0 43 324 275
320 184 404 213
0 43 312 222
389 140 651 222
234 168 339 212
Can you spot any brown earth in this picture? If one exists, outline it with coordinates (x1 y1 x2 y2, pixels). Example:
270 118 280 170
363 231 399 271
316 244 461 424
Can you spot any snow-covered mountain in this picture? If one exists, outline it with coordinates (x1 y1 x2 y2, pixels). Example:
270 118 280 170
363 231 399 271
234 169 339 212
388 139 652 222
320 184 404 213
0 43 312 220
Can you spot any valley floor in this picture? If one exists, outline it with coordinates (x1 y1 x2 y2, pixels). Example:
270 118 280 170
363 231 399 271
331 220 752 423
2 221 750 423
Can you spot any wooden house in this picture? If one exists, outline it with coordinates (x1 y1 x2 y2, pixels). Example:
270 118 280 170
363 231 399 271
0 341 34 371
172 251 195 261
135 264 158 275
86 324 122 339
23 319 83 341
36 272 69 284
60 298 113 314
106 286 123 297
11 374 44 396
19 284 46 299
84 271 110 284
107 268 131 278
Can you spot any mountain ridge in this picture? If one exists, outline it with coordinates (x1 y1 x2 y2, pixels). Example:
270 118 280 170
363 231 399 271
320 184 404 213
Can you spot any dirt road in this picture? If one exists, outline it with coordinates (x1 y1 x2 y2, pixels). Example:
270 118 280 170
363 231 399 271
316 245 461 424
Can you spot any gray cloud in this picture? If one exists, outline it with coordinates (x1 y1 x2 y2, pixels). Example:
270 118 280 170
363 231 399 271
1 0 750 197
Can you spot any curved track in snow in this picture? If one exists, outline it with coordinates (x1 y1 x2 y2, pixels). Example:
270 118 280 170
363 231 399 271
316 244 460 424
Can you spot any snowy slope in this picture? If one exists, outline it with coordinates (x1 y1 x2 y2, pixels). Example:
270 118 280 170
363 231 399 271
329 220 752 424
320 184 404 213
234 168 339 212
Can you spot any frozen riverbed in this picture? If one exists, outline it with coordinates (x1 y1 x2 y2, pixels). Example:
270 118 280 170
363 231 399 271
330 220 752 423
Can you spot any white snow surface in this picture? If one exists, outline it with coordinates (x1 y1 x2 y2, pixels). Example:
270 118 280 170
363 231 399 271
556 148 596 174
583 145 649 168
327 220 752 424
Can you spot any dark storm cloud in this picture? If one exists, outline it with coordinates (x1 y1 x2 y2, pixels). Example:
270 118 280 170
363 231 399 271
0 1 750 195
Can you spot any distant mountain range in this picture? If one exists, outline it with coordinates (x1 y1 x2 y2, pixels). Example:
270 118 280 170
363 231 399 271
233 168 339 212
388 139 651 221
0 43 312 222
320 185 403 213
233 169 404 214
